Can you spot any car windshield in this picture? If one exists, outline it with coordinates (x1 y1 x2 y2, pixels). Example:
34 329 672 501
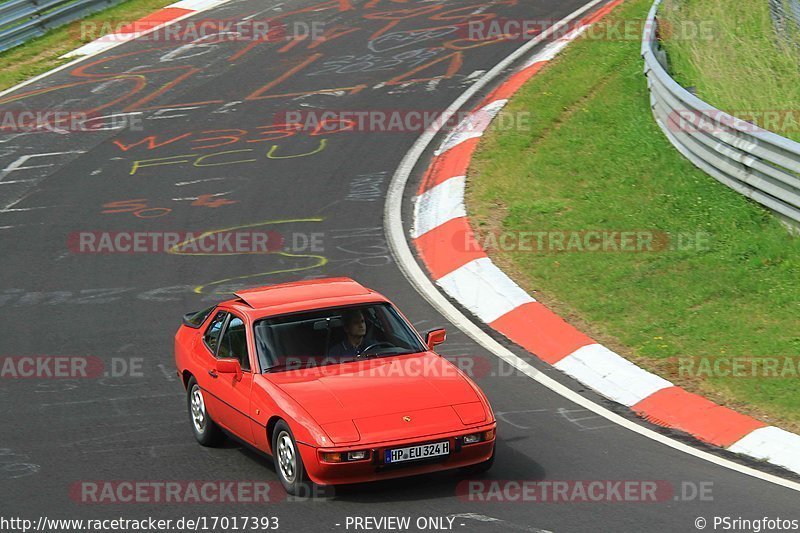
253 303 427 373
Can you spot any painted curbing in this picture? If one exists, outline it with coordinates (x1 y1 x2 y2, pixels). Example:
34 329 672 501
61 0 230 58
410 0 800 476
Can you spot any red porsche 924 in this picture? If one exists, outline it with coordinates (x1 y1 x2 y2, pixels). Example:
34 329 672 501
174 278 496 494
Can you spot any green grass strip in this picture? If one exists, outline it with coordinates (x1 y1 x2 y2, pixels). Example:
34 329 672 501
0 0 179 91
468 0 800 431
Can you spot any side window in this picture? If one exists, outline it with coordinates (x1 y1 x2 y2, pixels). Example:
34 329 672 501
218 316 250 371
184 306 215 328
365 307 386 340
203 311 228 354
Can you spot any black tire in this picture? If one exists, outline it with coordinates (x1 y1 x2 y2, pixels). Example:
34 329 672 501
187 377 223 446
271 420 313 496
460 444 495 476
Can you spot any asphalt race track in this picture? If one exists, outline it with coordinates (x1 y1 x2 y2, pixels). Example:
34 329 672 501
0 1 798 531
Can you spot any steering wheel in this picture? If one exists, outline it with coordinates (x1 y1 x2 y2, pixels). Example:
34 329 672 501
357 342 395 357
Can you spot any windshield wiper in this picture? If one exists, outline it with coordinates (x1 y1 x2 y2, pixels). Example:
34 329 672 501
264 349 418 372
265 358 358 372
263 362 301 373
358 349 417 359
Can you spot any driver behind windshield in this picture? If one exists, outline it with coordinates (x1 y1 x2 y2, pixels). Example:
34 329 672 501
327 309 370 358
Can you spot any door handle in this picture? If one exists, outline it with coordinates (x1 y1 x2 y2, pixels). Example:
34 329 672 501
208 369 218 378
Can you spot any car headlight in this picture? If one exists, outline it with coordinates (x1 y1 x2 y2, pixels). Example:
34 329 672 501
463 429 495 445
347 450 369 461
319 450 371 463
463 434 481 444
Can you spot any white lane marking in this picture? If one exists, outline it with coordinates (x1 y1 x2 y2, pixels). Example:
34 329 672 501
0 151 85 182
412 175 466 238
147 106 205 120
0 151 85 210
553 344 673 407
241 5 274 21
495 409 549 430
426 79 442 92
175 177 230 186
0 206 51 212
172 191 231 201
557 407 615 431
438 257 535 323
464 70 486 82
383 0 800 492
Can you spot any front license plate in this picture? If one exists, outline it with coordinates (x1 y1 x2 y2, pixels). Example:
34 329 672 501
384 441 450 464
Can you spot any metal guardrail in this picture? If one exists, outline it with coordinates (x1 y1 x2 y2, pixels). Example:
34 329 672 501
642 0 800 227
770 0 800 40
0 0 124 53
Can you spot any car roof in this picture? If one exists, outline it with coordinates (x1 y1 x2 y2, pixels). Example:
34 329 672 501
221 277 389 319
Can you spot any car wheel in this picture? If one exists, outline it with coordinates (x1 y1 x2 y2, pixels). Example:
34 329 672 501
460 445 495 476
187 377 223 446
272 420 312 495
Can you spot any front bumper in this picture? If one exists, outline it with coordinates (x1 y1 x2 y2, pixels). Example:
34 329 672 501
298 423 496 486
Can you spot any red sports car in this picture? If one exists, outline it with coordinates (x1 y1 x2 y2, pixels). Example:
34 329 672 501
174 277 496 494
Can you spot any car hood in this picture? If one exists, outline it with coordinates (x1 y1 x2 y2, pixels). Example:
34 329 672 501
268 352 483 440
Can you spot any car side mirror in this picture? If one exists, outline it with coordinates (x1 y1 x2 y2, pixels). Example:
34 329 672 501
216 358 242 381
425 328 447 350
